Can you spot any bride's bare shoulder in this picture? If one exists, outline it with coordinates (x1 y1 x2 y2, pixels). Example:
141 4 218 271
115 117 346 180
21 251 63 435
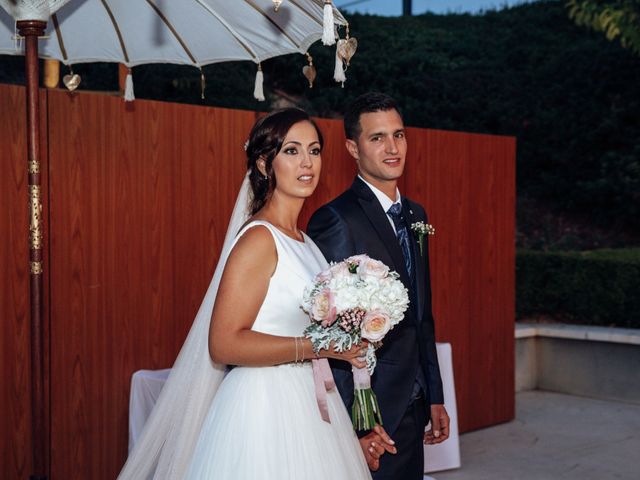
237 222 273 247
227 221 276 271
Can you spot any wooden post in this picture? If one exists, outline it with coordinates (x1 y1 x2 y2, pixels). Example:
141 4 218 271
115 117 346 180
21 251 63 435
43 59 60 88
17 19 48 480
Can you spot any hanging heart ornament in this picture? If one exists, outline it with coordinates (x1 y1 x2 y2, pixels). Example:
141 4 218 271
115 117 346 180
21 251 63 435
337 37 358 66
302 65 317 88
63 73 81 91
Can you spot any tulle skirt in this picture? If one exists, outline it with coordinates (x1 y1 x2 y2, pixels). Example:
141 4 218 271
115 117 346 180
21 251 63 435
185 362 372 479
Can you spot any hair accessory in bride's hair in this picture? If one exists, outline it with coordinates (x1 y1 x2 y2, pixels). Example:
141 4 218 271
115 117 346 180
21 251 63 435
243 139 249 151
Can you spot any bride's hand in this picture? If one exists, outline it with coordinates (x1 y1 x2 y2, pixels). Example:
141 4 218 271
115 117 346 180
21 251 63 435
319 341 369 369
359 424 397 471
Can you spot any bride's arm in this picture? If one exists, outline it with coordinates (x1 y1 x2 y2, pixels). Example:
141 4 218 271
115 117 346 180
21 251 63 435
208 225 366 367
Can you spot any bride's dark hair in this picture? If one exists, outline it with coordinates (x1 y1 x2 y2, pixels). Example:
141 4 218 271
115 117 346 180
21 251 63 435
246 108 324 215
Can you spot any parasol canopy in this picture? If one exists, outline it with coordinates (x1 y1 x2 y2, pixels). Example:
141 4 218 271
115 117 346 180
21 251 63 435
0 0 348 99
1 0 346 67
0 0 73 21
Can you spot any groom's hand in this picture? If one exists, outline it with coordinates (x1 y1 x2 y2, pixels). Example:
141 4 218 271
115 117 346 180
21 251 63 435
424 404 450 445
359 425 397 471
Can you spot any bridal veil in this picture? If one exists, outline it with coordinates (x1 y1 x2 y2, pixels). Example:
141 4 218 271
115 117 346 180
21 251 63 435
117 172 251 480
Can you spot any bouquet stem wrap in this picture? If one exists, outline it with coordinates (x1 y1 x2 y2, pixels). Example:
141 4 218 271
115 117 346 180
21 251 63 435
312 358 336 423
352 366 383 430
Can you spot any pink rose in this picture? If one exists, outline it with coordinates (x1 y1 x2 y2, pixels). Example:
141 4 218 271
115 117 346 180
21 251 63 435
329 262 350 278
312 289 337 327
346 254 369 265
314 269 332 283
356 257 389 280
361 310 391 342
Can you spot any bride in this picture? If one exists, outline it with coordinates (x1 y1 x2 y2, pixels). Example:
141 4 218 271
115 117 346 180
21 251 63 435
118 109 394 479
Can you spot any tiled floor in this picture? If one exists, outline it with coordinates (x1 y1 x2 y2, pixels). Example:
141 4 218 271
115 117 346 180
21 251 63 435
427 390 640 480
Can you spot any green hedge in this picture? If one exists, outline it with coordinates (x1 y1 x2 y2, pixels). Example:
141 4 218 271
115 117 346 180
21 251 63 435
516 249 640 328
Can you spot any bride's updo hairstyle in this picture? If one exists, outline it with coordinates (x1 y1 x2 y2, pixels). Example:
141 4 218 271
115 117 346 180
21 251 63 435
246 108 324 215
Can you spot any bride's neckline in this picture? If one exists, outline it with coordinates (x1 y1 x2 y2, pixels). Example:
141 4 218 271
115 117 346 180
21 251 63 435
274 225 306 244
249 219 306 244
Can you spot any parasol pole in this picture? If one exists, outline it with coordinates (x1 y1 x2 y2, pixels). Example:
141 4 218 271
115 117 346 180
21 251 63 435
17 18 48 480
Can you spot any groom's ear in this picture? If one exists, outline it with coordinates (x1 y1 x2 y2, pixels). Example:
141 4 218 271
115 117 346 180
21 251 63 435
345 139 359 160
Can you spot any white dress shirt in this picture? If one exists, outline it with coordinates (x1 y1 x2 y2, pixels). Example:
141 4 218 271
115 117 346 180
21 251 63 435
357 175 402 234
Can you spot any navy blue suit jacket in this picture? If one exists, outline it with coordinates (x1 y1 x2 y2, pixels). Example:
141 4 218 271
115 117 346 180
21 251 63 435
307 177 444 436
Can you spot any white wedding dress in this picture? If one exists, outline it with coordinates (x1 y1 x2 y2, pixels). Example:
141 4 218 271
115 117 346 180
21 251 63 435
184 220 372 480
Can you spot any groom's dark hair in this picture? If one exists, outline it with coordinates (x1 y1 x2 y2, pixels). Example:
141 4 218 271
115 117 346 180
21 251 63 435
344 92 402 140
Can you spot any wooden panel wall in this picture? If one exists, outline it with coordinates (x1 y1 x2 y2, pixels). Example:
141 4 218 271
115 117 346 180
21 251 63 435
404 129 516 431
1 84 515 479
45 90 255 479
1 84 33 480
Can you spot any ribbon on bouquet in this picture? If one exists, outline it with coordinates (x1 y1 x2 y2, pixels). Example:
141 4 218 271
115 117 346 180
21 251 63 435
352 365 371 389
311 358 336 423
351 364 383 430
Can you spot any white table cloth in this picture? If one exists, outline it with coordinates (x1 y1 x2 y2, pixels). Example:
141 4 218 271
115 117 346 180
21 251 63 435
128 368 171 453
129 344 460 472
424 343 461 473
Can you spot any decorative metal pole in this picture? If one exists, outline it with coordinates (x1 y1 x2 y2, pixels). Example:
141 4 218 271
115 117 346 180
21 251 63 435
17 18 48 480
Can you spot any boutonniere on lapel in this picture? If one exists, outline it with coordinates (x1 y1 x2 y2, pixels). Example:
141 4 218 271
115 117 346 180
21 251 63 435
410 221 435 255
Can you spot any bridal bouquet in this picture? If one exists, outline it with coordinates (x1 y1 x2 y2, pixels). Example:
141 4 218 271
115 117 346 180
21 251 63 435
301 254 410 430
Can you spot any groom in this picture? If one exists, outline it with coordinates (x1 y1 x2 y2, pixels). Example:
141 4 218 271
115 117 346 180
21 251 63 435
308 92 450 479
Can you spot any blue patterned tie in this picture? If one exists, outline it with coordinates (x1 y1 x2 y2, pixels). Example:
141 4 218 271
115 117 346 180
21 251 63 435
387 203 413 283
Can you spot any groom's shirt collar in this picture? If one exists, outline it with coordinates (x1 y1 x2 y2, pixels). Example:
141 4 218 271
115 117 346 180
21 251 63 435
358 175 401 233
358 175 401 210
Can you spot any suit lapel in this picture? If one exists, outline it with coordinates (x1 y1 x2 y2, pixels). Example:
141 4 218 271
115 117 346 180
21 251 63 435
350 179 412 289
403 199 425 323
